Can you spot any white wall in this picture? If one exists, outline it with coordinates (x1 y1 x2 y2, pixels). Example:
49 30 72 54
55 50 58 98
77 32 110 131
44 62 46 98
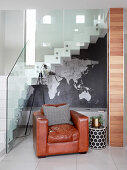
0 10 25 76
0 11 5 75
0 0 127 9
0 76 7 157
72 108 107 127
3 10 25 75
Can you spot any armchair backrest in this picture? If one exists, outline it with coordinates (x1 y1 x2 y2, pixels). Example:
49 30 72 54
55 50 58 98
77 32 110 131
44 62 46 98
40 103 67 115
43 103 66 107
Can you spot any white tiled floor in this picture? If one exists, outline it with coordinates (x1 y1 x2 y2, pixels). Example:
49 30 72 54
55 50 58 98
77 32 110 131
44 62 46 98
0 134 127 170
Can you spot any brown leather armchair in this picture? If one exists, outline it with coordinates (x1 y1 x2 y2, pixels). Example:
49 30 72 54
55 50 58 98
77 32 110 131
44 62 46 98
33 105 89 157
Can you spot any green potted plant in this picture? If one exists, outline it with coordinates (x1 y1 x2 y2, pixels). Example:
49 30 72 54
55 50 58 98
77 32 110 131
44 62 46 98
89 114 104 128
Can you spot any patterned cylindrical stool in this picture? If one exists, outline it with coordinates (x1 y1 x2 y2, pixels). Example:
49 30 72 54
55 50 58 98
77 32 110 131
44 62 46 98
89 126 106 149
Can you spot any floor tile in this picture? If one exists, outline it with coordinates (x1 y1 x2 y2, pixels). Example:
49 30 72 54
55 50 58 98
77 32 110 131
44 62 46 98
0 160 38 170
1 133 127 170
110 147 127 169
4 147 37 162
36 154 76 170
77 148 117 170
4 136 38 162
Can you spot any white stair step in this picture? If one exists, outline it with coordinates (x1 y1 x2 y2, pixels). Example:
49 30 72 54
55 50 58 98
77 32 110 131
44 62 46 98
64 41 80 49
70 49 80 55
90 35 99 43
80 43 89 49
54 48 64 56
73 33 90 43
98 23 107 37
54 48 70 57
99 28 107 37
73 27 99 42
44 55 60 64
90 28 100 36
64 41 80 55
64 41 80 50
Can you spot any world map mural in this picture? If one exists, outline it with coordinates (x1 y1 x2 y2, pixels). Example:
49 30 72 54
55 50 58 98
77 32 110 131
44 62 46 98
45 58 99 102
27 35 107 108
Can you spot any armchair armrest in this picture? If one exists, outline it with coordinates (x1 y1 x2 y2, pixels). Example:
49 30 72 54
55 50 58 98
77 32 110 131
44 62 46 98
40 108 44 115
70 110 89 152
33 112 48 157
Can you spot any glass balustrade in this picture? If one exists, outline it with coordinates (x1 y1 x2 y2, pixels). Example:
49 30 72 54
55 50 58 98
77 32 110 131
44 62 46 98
6 44 31 152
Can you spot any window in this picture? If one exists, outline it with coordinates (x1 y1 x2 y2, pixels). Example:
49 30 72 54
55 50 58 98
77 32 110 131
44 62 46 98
76 15 85 24
74 28 79 32
26 9 36 65
42 42 51 47
43 15 51 24
98 15 101 21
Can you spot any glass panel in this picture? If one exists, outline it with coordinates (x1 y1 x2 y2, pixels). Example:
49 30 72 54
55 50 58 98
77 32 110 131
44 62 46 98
36 10 64 66
35 9 108 69
63 9 108 48
7 45 31 152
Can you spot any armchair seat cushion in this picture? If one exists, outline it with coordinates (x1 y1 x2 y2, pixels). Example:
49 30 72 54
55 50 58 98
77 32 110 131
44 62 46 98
48 124 79 143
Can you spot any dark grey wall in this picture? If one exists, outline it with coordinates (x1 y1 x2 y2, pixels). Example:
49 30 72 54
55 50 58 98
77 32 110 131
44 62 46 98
27 35 107 108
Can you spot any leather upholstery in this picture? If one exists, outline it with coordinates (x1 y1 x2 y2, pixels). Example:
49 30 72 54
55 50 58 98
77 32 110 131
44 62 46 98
70 110 89 152
33 106 89 157
33 112 48 157
47 141 79 155
48 124 79 143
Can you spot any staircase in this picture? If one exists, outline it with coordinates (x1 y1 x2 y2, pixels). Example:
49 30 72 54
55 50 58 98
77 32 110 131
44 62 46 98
24 24 107 85
44 26 107 67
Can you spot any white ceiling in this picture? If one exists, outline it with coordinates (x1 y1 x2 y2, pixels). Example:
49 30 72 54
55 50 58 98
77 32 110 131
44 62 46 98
0 0 127 9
